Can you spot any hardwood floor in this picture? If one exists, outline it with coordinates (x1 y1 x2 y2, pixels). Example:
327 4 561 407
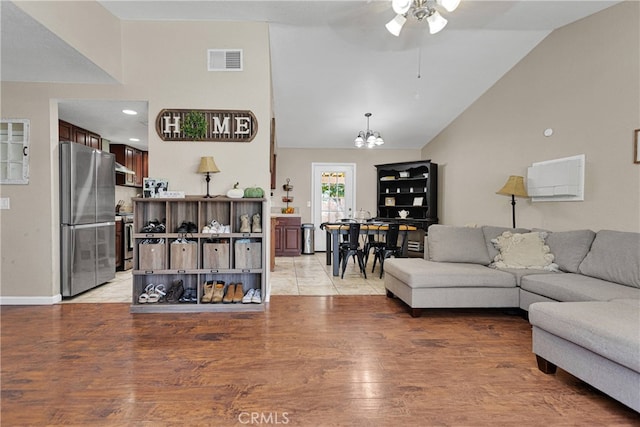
2 296 638 426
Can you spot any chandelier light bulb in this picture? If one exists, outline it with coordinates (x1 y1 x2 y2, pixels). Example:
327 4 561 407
375 137 384 146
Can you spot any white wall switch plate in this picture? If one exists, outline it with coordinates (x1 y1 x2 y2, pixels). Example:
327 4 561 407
0 197 10 209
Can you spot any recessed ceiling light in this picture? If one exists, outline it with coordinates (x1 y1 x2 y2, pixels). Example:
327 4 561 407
129 138 140 142
122 109 138 115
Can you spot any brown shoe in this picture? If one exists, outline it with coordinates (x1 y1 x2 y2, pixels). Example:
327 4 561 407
212 281 225 303
232 282 244 303
222 283 235 304
201 281 214 303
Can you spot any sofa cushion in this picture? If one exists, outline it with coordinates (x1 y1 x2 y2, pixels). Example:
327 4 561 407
529 300 640 372
427 225 491 265
384 258 516 289
491 231 558 271
578 230 640 288
521 273 640 302
482 225 530 260
545 229 596 273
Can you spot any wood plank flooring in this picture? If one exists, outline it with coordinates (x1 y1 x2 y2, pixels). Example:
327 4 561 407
2 296 638 426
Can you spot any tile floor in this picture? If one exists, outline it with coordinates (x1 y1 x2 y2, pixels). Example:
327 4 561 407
63 252 387 303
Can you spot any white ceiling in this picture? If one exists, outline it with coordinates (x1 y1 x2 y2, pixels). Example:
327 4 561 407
1 1 620 150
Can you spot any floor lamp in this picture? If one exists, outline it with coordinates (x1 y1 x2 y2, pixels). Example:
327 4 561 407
197 156 220 198
496 175 528 228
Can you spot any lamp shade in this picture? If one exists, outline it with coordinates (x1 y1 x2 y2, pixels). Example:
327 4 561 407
427 11 447 34
197 156 220 174
439 0 461 12
496 175 528 198
386 14 407 37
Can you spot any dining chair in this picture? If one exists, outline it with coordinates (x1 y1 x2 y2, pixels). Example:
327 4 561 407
364 222 384 267
371 223 401 278
339 223 367 279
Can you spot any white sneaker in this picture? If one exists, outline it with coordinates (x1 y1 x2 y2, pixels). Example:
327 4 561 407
242 288 255 304
251 289 262 304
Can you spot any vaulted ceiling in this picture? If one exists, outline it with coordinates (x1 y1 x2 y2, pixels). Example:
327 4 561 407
1 1 620 150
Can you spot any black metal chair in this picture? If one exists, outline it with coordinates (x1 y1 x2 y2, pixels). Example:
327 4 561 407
338 223 367 279
364 222 385 267
371 223 402 278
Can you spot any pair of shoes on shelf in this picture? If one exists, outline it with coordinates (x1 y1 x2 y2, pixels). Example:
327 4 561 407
223 283 244 303
207 281 225 303
141 219 166 234
202 220 228 234
138 283 166 304
242 288 262 304
165 280 184 303
179 288 197 303
176 221 197 233
202 280 224 303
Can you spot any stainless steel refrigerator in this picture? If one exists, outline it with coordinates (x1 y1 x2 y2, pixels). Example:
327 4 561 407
60 141 116 297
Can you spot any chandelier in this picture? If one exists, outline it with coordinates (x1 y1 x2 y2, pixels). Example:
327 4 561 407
354 113 384 148
386 0 461 37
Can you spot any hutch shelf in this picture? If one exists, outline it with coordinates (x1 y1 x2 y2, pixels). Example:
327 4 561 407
375 160 438 255
131 196 266 313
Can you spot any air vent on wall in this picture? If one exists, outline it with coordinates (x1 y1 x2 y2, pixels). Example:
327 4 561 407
207 49 243 71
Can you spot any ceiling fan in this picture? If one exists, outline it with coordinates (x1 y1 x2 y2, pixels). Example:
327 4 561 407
385 0 461 36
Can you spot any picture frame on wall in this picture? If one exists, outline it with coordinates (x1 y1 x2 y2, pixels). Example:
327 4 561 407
634 129 640 164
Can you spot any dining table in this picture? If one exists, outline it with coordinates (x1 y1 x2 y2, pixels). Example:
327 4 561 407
320 222 417 277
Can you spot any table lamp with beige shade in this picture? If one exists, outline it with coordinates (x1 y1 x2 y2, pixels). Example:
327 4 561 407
197 156 220 198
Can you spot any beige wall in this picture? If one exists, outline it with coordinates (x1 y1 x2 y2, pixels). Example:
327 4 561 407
14 1 123 81
1 15 271 300
422 1 640 232
273 148 422 222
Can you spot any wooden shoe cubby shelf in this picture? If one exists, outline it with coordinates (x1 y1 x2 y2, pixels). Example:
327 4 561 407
131 196 267 313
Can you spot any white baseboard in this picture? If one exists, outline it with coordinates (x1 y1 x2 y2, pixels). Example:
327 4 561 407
0 294 62 305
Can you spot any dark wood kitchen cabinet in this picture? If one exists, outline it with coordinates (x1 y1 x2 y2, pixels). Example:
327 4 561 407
110 144 147 188
274 216 301 256
59 120 102 150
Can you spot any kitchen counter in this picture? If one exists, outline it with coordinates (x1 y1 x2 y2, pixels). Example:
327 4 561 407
271 213 302 217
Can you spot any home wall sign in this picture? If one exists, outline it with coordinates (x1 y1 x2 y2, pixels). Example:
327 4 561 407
156 109 257 142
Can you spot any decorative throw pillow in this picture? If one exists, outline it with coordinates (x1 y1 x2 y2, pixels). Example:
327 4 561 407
491 231 558 271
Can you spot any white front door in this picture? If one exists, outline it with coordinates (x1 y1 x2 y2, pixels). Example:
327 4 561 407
311 163 356 251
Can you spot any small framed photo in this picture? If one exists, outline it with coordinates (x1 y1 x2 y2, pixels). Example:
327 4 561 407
634 129 640 164
412 197 423 206
144 178 169 198
384 197 396 206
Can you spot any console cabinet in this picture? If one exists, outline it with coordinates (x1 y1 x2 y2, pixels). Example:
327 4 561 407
131 196 266 313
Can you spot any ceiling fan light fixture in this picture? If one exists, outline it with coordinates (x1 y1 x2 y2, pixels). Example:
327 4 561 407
386 0 458 36
427 10 448 34
391 0 412 15
385 14 407 37
438 0 461 13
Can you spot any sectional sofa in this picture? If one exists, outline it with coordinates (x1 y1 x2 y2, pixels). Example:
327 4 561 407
384 225 640 412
